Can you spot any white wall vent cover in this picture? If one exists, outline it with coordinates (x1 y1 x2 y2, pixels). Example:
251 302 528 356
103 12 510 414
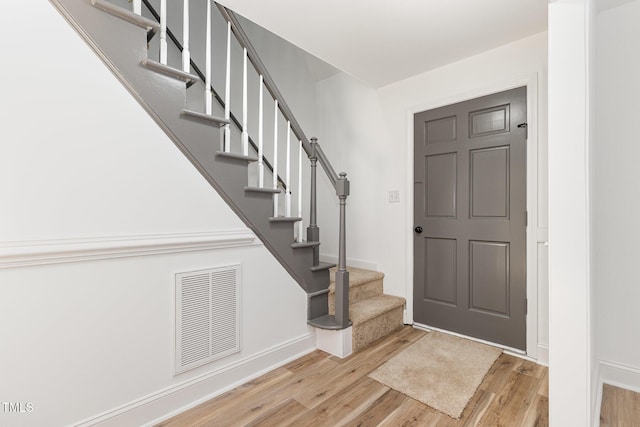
175 265 241 374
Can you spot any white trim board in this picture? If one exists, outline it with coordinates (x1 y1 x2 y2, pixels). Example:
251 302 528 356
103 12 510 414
319 253 378 272
593 362 602 427
73 332 316 427
537 344 549 367
404 73 542 359
598 360 640 394
593 360 640 427
0 230 259 268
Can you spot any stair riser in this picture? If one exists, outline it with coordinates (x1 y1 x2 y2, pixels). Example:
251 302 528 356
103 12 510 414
352 306 404 352
307 292 329 323
328 278 383 314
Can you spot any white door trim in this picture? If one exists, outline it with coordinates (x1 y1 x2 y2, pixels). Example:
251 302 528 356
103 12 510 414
404 73 541 359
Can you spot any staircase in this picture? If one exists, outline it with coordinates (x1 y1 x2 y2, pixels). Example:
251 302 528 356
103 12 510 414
51 0 405 352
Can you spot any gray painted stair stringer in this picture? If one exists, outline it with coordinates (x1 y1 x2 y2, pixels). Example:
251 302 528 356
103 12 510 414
50 0 331 319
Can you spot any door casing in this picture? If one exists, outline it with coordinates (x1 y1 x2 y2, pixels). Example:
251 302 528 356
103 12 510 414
404 74 541 358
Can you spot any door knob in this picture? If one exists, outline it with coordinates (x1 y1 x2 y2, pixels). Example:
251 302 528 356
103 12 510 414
414 226 423 234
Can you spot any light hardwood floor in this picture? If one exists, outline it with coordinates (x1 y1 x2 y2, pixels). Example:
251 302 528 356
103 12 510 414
600 383 640 427
157 327 548 427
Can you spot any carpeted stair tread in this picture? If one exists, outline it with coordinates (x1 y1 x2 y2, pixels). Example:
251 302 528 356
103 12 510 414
349 294 405 326
328 267 384 291
325 267 406 353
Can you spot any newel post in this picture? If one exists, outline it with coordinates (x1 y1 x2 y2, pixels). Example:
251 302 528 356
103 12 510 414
335 172 351 328
307 138 320 266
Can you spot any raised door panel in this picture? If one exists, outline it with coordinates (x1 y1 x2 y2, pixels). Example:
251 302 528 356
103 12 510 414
470 146 510 219
425 153 457 218
425 115 457 144
469 241 510 317
469 104 510 138
423 237 457 305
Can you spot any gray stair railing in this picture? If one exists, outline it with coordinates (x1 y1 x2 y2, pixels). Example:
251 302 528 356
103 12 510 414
216 4 352 329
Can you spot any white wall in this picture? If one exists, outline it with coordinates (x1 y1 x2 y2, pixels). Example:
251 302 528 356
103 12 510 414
0 2 313 426
316 32 549 359
594 0 640 394
547 0 595 425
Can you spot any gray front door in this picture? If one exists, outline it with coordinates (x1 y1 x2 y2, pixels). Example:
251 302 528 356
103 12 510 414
413 87 527 350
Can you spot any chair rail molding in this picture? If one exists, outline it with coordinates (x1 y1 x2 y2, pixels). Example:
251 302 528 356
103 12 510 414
0 230 259 268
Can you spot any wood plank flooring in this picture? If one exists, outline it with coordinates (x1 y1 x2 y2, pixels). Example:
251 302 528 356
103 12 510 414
600 383 640 427
157 327 548 427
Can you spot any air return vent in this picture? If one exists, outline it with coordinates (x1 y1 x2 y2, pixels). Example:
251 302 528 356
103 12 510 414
175 265 241 374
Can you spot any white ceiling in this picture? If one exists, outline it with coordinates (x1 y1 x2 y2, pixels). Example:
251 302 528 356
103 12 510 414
218 0 549 88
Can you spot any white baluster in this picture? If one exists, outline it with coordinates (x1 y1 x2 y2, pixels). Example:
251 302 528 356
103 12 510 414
297 140 303 241
273 100 279 217
258 75 264 188
133 0 141 15
182 0 190 72
160 0 167 64
285 121 291 217
242 48 248 156
205 1 212 115
223 21 231 152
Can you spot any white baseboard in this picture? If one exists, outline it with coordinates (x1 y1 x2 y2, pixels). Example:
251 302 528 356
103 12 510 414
319 253 377 271
599 359 640 394
593 359 640 427
73 333 315 427
537 344 549 366
593 362 602 427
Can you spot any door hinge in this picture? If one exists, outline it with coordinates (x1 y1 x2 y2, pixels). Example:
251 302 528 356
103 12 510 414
525 211 528 227
525 298 528 314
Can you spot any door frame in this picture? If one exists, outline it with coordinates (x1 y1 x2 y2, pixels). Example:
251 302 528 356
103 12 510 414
404 73 542 359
